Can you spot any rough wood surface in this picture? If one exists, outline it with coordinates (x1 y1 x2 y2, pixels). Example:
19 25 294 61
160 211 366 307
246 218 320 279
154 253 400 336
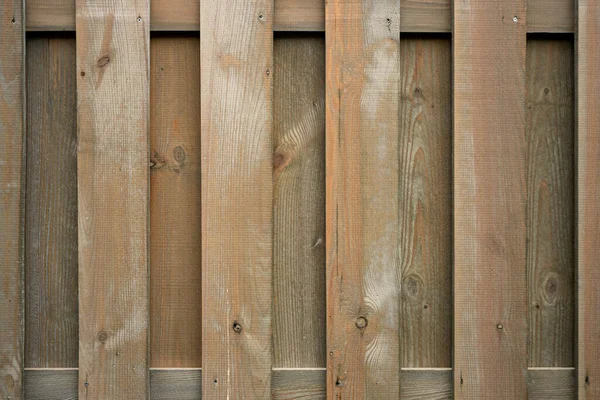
576 1 600 397
201 0 273 397
76 0 150 397
326 0 400 397
453 1 528 398
150 36 202 368
273 35 326 369
528 369 576 399
25 36 78 369
526 38 574 368
150 369 202 400
0 0 25 398
272 370 326 399
25 0 575 32
399 37 452 368
400 370 452 399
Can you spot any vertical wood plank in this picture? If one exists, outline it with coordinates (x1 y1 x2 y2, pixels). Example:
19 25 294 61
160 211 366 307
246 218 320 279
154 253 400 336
76 0 150 397
273 35 326 369
453 1 528 398
201 0 273 397
150 36 202 368
326 0 400 397
25 36 78 369
526 38 574 368
399 36 452 368
576 0 600 397
0 0 25 398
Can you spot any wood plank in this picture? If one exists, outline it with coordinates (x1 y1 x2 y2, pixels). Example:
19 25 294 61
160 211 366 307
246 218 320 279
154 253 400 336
200 0 273 397
399 37 452 368
0 0 25 398
24 369 78 400
150 369 202 400
326 0 400 397
526 38 574 368
576 1 600 397
25 0 575 32
528 369 576 399
25 36 78 369
76 0 150 397
150 36 202 368
453 1 528 398
401 369 452 399
272 370 326 399
273 35 326 369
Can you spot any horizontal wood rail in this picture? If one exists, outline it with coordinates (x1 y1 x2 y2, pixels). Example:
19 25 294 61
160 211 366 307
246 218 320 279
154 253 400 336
27 0 574 33
23 368 576 399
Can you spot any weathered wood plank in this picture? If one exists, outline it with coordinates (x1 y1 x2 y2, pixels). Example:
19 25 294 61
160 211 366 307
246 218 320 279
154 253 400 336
576 1 600 397
326 0 400 397
399 37 452 368
25 36 78 369
453 1 528 398
150 36 202 368
526 38 574 368
25 0 575 32
0 0 25 398
23 368 577 399
273 35 326 369
76 0 150 397
201 0 273 397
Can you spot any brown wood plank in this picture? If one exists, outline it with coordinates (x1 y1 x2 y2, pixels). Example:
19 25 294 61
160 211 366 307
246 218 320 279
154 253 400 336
25 36 78 369
200 0 273 397
25 0 575 32
576 1 600 397
150 36 202 368
326 0 400 397
528 369 576 399
399 37 452 368
453 1 528 398
272 369 326 399
150 369 202 400
273 35 326 369
526 38 575 368
76 0 150 397
401 369 452 399
0 0 25 398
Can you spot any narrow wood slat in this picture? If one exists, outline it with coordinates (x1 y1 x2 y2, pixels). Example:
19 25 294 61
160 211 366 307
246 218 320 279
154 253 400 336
526 38 575 368
25 0 575 32
200 0 273 397
23 368 577 399
273 35 326 369
25 36 78 369
150 36 202 368
453 0 528 398
576 0 600 397
0 0 25 398
326 0 400 397
76 0 150 397
399 36 452 368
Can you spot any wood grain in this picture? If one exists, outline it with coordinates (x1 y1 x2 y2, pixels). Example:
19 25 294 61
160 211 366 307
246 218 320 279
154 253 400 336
453 1 528 398
526 38 574 368
326 0 400 397
200 0 273 397
272 369 326 399
150 369 202 400
400 369 452 399
576 1 600 397
150 36 202 368
528 369 576 399
25 0 575 32
399 37 452 368
76 0 150 397
273 35 326 369
25 36 78 369
0 0 25 398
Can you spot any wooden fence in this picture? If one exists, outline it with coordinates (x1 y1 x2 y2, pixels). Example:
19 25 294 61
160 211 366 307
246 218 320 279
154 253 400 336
0 0 598 398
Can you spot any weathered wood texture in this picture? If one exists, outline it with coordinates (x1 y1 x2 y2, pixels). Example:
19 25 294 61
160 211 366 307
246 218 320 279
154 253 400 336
76 0 150 397
453 1 528 398
400 369 452 399
0 0 25 398
150 369 202 400
576 1 600 397
273 35 326 369
528 369 576 399
399 37 452 368
25 36 78 369
201 0 273 397
25 0 574 32
326 0 400 397
272 370 326 399
150 36 202 368
526 38 574 368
